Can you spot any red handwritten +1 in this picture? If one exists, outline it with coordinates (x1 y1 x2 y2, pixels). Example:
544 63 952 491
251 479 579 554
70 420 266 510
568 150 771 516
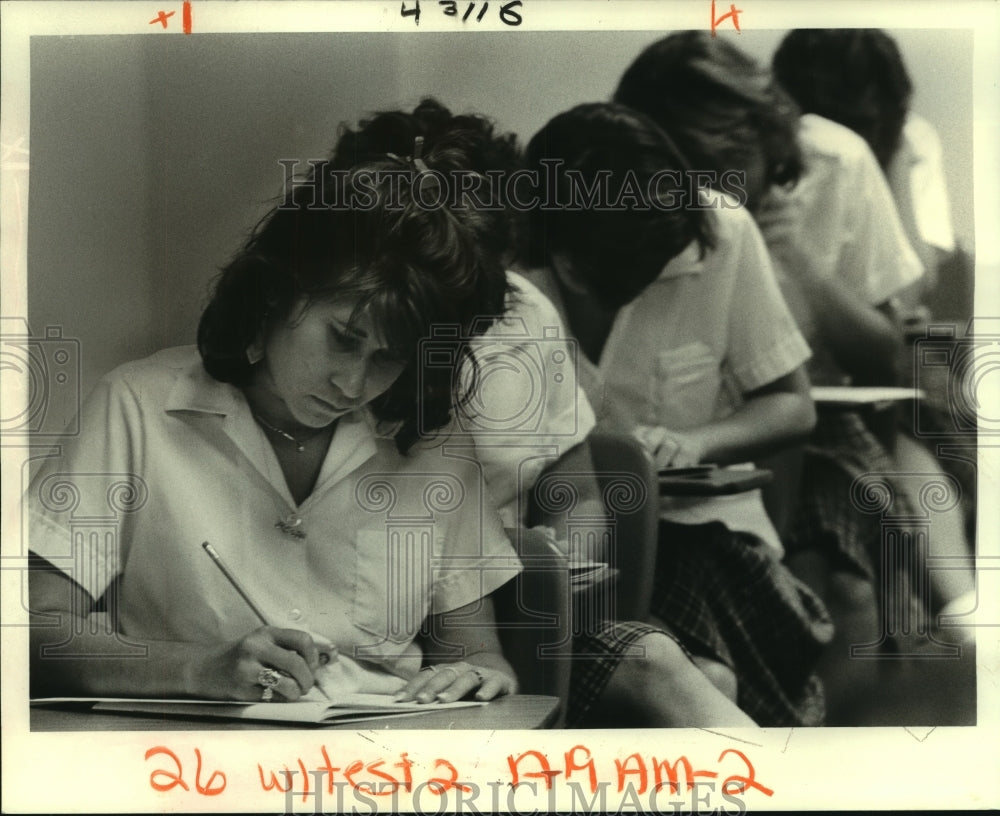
149 1 193 33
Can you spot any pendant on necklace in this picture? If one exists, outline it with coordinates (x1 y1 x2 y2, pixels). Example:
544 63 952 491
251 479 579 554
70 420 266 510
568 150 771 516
253 413 311 453
276 513 307 540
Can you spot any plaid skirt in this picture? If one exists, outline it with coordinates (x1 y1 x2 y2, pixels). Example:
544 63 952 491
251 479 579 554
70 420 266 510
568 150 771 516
568 620 688 726
649 521 834 727
787 411 927 648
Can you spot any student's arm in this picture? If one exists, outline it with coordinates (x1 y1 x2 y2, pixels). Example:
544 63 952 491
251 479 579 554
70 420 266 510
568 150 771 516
29 560 326 701
787 269 903 386
467 271 601 531
888 115 956 302
759 136 918 388
636 364 815 469
393 597 518 703
635 206 815 469
760 206 904 386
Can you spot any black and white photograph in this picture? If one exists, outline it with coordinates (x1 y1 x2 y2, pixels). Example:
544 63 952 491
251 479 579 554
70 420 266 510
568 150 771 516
2 1 998 812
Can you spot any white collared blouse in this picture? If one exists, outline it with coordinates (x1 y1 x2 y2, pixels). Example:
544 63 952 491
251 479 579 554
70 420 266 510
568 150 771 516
461 271 597 528
528 191 812 553
766 114 924 384
28 346 521 692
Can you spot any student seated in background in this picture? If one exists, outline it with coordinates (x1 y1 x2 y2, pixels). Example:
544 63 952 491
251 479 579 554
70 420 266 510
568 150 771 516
465 268 757 727
27 102 528 705
771 27 979 566
518 101 833 727
614 32 976 721
771 28 958 301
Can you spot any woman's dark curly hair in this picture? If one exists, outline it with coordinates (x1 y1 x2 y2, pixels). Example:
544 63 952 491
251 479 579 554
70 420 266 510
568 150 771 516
522 102 714 309
198 98 519 453
772 29 912 169
614 31 803 210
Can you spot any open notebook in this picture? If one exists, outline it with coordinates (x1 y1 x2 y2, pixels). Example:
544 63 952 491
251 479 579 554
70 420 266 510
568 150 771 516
34 692 485 725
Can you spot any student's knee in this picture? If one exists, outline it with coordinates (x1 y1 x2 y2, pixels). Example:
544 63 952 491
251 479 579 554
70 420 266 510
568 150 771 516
626 634 738 704
691 655 738 702
638 630 691 674
826 570 878 626
609 632 695 696
596 632 755 727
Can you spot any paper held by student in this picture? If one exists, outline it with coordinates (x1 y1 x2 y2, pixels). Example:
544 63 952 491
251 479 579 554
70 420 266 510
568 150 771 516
33 691 485 725
810 385 927 406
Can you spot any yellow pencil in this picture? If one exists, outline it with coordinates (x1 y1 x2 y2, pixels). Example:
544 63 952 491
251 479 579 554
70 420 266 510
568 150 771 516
201 541 333 699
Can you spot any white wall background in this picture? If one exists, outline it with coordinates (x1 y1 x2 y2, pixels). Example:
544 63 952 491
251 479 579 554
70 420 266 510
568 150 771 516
27 29 975 419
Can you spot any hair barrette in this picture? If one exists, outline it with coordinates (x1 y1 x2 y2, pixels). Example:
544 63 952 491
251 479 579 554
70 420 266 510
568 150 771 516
386 135 430 175
411 135 429 174
384 135 441 199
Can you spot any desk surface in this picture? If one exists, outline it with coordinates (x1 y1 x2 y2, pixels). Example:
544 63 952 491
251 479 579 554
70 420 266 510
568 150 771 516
30 694 560 731
811 385 926 406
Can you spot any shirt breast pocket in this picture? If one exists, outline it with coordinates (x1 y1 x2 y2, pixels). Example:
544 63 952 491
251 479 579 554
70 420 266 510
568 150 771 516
352 529 434 646
652 343 722 428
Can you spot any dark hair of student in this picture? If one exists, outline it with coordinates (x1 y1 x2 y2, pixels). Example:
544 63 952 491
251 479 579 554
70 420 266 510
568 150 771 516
614 31 803 208
772 29 912 169
198 99 517 453
522 102 714 309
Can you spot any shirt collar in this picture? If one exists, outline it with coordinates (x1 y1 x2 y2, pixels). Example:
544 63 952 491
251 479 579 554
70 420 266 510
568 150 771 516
656 239 706 281
312 411 380 496
162 352 393 438
164 354 242 416
162 350 382 504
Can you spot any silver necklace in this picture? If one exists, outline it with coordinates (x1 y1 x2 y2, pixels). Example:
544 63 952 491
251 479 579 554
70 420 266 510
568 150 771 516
253 413 324 453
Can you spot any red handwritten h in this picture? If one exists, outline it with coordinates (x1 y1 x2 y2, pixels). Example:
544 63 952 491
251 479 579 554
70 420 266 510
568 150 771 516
710 0 742 36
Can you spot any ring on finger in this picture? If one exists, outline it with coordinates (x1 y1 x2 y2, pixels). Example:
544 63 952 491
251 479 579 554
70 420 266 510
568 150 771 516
469 667 486 685
258 667 282 702
419 665 438 674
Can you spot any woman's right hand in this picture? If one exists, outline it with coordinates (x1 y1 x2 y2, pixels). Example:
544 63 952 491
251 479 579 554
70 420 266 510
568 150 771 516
754 192 820 283
633 424 706 469
187 626 334 702
754 191 800 255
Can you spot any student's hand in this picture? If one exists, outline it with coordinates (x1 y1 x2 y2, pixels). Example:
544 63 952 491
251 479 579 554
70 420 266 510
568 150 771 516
633 424 706 469
755 192 798 248
304 630 341 700
304 630 339 667
393 661 517 704
189 626 333 702
754 193 817 280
